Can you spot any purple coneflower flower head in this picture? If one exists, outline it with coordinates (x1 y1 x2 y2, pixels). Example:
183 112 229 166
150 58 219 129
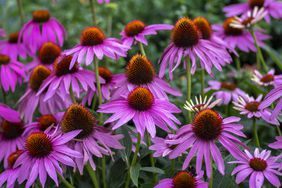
229 7 267 29
230 148 282 188
149 134 177 158
269 136 282 149
154 170 208 188
0 150 23 188
0 53 26 92
184 95 222 113
0 32 28 59
0 104 21 122
0 119 26 168
166 97 246 177
18 65 71 123
37 55 98 101
120 20 173 47
212 17 270 52
97 0 110 3
112 54 181 100
259 85 282 119
63 27 129 69
23 114 62 136
26 42 61 72
159 17 232 79
83 66 117 104
233 93 279 125
205 80 246 105
252 69 282 87
60 104 124 174
0 28 5 38
193 16 237 54
15 128 82 188
19 10 65 55
99 87 181 138
223 0 282 22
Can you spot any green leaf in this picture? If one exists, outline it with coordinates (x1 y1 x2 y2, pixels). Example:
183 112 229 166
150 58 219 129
263 46 282 71
140 167 165 174
130 163 141 186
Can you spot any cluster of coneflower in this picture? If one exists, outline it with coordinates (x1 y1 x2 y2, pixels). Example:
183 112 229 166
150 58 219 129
0 0 282 188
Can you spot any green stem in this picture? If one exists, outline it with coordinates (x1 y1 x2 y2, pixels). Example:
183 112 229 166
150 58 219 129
58 174 75 188
89 0 97 25
235 56 241 71
146 133 157 184
102 157 107 188
16 0 24 25
186 58 192 122
94 57 103 113
138 42 146 56
69 86 76 103
253 118 260 147
276 126 282 136
200 69 205 97
171 159 175 176
86 163 100 188
107 15 112 36
91 93 97 110
250 29 268 72
1 87 7 104
125 133 141 188
209 167 213 188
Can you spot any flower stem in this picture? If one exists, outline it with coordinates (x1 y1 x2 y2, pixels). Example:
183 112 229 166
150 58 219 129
186 58 192 122
69 86 76 103
125 133 141 188
94 57 103 110
89 0 97 25
235 56 241 71
138 42 146 56
146 133 157 184
107 15 112 36
209 163 213 188
250 29 268 72
16 0 24 25
86 163 100 188
200 69 205 97
1 87 7 104
252 118 260 147
58 174 75 188
101 157 107 188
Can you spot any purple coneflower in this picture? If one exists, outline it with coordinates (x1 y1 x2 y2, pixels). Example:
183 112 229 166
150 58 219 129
154 170 208 188
26 42 61 72
112 54 181 100
230 148 281 188
23 114 62 136
269 136 282 149
83 66 117 104
0 53 26 92
213 17 269 52
259 85 282 119
120 20 173 47
224 0 282 22
0 32 28 59
252 69 282 87
205 80 246 105
18 65 71 123
0 150 23 188
0 119 26 168
0 104 21 122
60 104 124 174
159 17 232 79
233 93 279 125
63 27 129 69
37 55 98 101
165 97 246 177
149 134 177 158
19 10 66 54
15 129 82 188
99 87 181 137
